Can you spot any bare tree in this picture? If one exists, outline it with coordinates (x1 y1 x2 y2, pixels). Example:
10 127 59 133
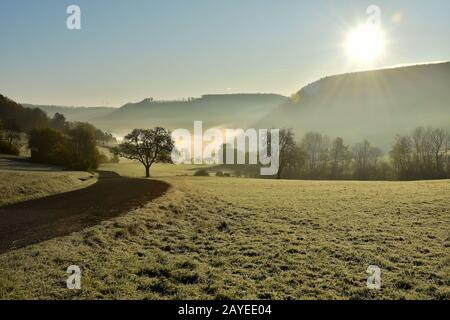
411 127 434 177
431 128 447 174
276 129 297 179
352 140 373 180
390 135 412 179
330 137 349 179
301 132 324 172
390 126 450 180
370 146 383 167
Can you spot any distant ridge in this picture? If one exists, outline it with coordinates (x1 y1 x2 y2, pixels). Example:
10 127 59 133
22 104 116 123
257 61 450 149
93 93 288 135
19 62 450 147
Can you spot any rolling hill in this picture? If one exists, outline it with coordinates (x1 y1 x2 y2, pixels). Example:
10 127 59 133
24 94 287 137
257 62 450 149
22 104 116 123
92 94 288 136
21 62 450 148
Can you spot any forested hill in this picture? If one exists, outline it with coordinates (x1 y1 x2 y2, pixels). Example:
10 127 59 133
0 94 115 142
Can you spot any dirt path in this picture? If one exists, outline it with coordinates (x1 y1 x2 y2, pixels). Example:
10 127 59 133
0 171 170 254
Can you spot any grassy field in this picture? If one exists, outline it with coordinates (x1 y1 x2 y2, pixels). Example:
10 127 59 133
0 162 448 299
99 160 208 177
0 170 96 206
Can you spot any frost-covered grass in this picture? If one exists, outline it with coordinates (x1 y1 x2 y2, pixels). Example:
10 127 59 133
0 170 96 206
0 162 448 299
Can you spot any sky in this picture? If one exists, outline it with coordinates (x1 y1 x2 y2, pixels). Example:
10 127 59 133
0 0 449 107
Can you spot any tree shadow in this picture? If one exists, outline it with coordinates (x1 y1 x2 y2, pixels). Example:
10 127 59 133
0 171 171 254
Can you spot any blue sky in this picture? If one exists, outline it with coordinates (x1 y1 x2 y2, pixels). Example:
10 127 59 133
1 0 449 106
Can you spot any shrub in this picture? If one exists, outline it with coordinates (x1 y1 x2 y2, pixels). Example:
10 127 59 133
69 159 94 171
98 153 109 164
194 169 209 176
110 153 120 163
0 140 20 155
223 173 231 177
29 128 69 165
98 153 120 164
29 125 99 171
68 123 100 170
215 171 224 177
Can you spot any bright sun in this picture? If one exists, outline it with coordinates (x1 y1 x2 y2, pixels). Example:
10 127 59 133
345 24 386 63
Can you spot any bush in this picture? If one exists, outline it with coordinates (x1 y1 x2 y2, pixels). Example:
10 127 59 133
223 173 231 177
98 153 109 164
69 159 94 171
194 169 209 176
29 125 99 171
29 128 69 165
68 124 100 170
110 153 120 163
0 140 20 155
215 171 224 177
98 153 120 164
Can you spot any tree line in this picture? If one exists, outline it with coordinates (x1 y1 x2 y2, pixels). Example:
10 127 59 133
0 94 116 170
2 91 448 180
0 94 116 143
390 127 449 180
231 126 449 181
